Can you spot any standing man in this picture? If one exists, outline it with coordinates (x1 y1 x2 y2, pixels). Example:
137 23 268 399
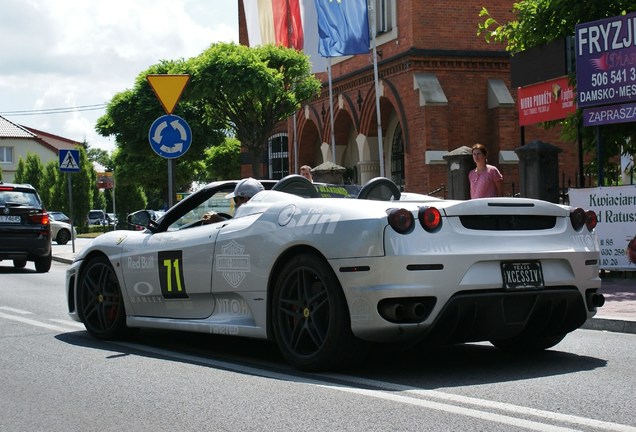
300 165 313 182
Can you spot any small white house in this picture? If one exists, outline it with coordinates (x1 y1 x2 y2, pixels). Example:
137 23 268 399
0 115 79 183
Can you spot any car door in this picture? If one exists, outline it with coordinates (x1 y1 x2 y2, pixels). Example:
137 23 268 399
120 186 237 319
120 222 222 319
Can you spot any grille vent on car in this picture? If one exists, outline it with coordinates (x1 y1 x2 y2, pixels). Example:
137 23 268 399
459 215 557 230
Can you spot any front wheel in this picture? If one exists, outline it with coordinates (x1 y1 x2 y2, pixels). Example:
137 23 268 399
78 255 127 339
271 253 364 371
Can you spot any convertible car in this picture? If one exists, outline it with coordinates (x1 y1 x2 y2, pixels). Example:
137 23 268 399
65 176 604 371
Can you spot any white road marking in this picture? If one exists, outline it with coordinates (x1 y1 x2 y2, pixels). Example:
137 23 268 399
115 342 636 432
0 306 33 314
323 374 636 432
0 311 76 333
49 319 85 329
2 311 633 432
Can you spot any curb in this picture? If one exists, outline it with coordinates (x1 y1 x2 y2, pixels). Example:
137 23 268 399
52 255 73 265
581 317 636 335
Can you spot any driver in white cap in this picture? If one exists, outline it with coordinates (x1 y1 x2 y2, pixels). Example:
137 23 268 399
225 177 265 209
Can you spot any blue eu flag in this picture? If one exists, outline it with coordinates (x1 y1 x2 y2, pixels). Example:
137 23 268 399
315 0 370 57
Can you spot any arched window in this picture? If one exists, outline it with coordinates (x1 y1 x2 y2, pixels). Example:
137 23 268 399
268 134 289 180
391 124 404 189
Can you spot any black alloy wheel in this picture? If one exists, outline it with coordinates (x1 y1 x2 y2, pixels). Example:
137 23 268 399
78 255 127 339
271 253 363 371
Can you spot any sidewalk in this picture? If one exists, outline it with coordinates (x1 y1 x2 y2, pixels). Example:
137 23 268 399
52 239 636 335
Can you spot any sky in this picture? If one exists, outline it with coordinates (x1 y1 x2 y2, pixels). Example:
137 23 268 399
0 0 239 152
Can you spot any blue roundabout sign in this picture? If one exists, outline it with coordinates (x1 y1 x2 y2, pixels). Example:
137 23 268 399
148 114 192 159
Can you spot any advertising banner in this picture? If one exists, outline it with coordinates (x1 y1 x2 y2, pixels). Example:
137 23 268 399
569 185 636 270
583 101 636 126
518 76 576 126
575 12 636 108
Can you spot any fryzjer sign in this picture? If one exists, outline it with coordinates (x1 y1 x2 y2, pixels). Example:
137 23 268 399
575 12 636 108
518 76 576 126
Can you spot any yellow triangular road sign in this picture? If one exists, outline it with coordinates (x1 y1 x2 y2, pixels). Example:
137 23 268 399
147 74 190 114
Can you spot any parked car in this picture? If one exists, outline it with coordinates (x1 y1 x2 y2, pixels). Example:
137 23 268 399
107 213 118 226
0 182 52 272
49 211 71 224
87 209 114 226
66 176 604 371
50 220 76 245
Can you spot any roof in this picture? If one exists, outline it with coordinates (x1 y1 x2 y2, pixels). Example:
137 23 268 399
0 115 36 138
22 125 80 150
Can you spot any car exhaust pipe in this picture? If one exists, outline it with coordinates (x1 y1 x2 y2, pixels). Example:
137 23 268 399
586 291 605 310
407 302 427 321
378 302 405 322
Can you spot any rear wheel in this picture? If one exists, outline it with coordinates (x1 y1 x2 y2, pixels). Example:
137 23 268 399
56 229 71 245
13 259 27 268
491 333 566 352
271 253 364 371
34 252 52 273
78 255 127 339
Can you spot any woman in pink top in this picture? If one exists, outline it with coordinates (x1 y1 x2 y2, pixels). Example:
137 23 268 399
469 143 503 199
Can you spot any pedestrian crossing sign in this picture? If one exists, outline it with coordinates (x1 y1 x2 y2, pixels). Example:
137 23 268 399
59 149 80 172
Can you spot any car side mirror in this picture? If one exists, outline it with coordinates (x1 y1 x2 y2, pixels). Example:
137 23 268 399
127 210 157 232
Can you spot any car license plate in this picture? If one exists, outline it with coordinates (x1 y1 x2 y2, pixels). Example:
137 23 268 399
0 215 21 223
501 261 544 289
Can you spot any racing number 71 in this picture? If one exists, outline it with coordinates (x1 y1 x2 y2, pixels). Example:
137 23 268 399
158 250 188 299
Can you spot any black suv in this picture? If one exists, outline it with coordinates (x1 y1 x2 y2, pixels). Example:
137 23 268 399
0 182 52 272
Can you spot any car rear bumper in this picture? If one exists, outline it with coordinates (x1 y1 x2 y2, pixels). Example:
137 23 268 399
0 233 51 261
332 252 601 343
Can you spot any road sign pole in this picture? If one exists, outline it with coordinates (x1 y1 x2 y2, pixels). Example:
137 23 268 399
67 172 75 254
168 159 174 208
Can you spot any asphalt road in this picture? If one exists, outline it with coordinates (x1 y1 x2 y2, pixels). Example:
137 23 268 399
1 260 635 432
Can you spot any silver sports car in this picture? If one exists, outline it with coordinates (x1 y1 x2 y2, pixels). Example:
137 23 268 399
65 176 604 371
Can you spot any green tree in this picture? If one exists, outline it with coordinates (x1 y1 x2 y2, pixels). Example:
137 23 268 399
203 137 241 181
478 0 636 183
187 43 321 178
87 147 113 171
14 152 44 190
40 160 59 209
96 59 225 207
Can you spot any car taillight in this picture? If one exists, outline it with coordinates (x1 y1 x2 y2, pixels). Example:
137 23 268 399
27 211 49 225
418 206 442 232
569 208 586 231
387 208 414 234
585 210 597 231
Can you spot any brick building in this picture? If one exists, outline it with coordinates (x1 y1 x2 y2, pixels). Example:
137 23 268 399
238 0 578 197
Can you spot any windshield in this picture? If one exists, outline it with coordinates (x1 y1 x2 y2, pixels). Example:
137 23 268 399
167 190 234 231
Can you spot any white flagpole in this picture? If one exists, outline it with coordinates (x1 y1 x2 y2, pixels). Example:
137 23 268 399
293 112 298 173
328 57 336 163
369 1 385 177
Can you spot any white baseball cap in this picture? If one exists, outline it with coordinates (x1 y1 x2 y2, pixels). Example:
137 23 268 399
225 178 264 199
